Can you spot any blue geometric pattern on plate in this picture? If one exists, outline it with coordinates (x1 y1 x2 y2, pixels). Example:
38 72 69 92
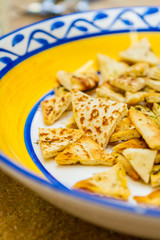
0 6 160 79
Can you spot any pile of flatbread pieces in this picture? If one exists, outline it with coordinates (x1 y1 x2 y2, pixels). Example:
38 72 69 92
39 38 160 207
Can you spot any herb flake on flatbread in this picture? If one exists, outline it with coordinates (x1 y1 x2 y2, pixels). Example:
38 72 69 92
39 128 83 158
151 165 160 188
129 107 160 149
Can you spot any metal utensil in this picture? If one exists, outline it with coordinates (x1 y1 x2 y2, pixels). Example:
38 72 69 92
27 0 90 16
75 0 90 12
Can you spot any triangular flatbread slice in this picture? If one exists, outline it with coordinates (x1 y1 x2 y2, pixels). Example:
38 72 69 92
125 91 149 104
119 38 159 65
125 62 149 77
149 66 160 80
73 163 131 200
129 107 160 149
55 136 115 166
39 128 83 158
41 93 71 125
111 75 145 93
146 79 160 92
96 86 125 102
123 148 157 183
112 152 139 181
72 90 128 147
113 138 147 153
57 70 99 91
109 129 141 142
134 189 160 207
97 53 128 80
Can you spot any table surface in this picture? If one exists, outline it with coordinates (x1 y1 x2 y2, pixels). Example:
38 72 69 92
1 1 160 239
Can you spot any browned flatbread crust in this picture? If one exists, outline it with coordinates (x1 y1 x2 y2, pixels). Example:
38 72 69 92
113 138 147 153
123 148 157 183
57 70 99 91
112 152 139 181
39 128 83 158
41 93 71 125
109 129 141 142
72 90 128 148
73 163 130 200
134 189 160 207
129 107 160 149
111 75 145 93
55 136 115 166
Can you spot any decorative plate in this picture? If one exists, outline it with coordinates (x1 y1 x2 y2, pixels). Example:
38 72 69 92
1 6 160 238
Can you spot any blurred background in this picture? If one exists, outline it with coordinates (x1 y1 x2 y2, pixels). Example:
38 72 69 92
1 0 160 35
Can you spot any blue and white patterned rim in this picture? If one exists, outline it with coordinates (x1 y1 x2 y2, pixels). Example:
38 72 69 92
1 6 160 218
1 6 160 79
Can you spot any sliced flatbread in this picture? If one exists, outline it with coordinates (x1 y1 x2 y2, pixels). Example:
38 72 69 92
146 93 160 103
119 38 159 65
155 151 160 164
129 107 160 149
134 105 158 123
97 53 128 80
71 71 99 91
57 69 99 92
149 66 160 80
143 86 156 93
151 165 160 188
111 75 145 93
114 116 134 131
54 85 69 96
41 93 71 125
97 81 123 93
73 163 130 200
152 103 160 127
125 91 149 105
65 116 78 129
72 90 128 147
55 136 115 166
109 129 140 142
146 79 160 92
152 103 160 116
134 105 160 127
54 85 72 110
112 152 139 181
113 138 147 153
134 105 155 118
39 128 83 158
125 62 149 77
110 116 141 142
56 70 72 91
134 189 160 207
123 148 157 183
96 86 125 102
